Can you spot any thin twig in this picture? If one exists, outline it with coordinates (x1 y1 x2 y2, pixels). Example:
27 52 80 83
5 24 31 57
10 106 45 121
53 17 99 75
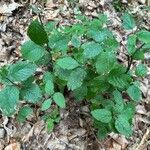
38 13 44 27
125 43 145 73
5 77 20 87
135 127 150 150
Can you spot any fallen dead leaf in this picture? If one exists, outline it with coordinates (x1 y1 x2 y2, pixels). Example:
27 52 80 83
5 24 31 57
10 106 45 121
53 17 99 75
0 2 21 15
4 142 20 150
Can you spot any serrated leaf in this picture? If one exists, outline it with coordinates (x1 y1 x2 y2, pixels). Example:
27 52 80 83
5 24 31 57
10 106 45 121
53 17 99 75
56 57 79 70
87 18 104 31
27 19 48 45
48 33 70 52
127 85 141 101
0 86 19 116
21 83 42 103
43 72 53 82
54 64 71 81
17 106 33 123
41 99 52 111
53 92 66 108
8 61 37 82
82 42 103 59
45 21 57 33
73 85 87 101
127 35 137 55
86 76 110 99
121 102 136 120
45 80 54 95
108 71 132 89
142 43 150 53
21 40 45 62
96 51 116 74
133 51 144 60
46 118 54 133
102 38 119 52
137 30 150 43
0 66 11 84
67 68 86 90
113 90 124 113
122 13 135 30
113 90 123 104
71 35 81 48
87 28 113 42
115 116 132 137
97 127 108 140
91 109 112 123
135 64 147 77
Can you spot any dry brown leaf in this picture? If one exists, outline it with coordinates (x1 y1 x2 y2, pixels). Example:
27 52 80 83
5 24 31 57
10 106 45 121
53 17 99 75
4 142 20 150
0 2 21 14
46 0 57 9
109 133 128 150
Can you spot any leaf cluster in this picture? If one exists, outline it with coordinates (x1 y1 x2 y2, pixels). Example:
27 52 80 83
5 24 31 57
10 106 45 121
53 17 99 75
0 13 149 137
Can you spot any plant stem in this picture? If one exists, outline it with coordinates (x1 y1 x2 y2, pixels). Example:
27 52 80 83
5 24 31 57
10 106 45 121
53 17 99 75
38 13 44 27
125 43 145 73
5 77 20 87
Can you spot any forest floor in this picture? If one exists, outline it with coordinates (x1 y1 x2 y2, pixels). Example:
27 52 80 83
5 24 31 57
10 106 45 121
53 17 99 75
0 0 150 150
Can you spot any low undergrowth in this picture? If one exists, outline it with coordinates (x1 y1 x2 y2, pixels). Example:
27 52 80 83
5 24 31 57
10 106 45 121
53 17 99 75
0 13 150 139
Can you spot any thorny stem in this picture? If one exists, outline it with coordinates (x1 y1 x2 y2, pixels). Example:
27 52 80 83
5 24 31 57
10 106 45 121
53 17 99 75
125 43 145 73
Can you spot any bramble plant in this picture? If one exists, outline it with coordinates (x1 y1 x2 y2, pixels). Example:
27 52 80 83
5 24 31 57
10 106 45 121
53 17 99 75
0 13 149 138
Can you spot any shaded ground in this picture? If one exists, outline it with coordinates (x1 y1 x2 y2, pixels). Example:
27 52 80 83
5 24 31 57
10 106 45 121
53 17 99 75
0 0 150 150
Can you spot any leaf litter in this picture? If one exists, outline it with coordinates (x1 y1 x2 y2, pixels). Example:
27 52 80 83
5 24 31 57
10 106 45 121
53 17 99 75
0 0 150 149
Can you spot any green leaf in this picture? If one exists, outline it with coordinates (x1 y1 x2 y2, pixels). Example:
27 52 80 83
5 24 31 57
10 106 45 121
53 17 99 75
137 30 150 43
127 85 141 101
102 38 119 52
135 64 147 77
22 76 34 87
0 66 11 84
73 85 87 101
87 28 113 42
108 68 132 89
54 64 71 81
8 61 37 82
53 92 66 108
127 35 137 55
133 51 144 60
17 106 33 123
43 72 53 82
48 33 70 52
56 57 79 70
86 76 110 99
45 80 54 95
41 99 52 111
82 42 103 59
142 43 150 53
0 86 19 116
71 35 81 48
67 68 87 90
97 127 108 140
21 83 42 103
113 90 124 113
45 21 58 33
21 40 45 62
120 103 135 120
96 51 116 74
115 116 132 137
46 118 54 133
27 19 48 45
91 109 112 123
122 13 136 30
